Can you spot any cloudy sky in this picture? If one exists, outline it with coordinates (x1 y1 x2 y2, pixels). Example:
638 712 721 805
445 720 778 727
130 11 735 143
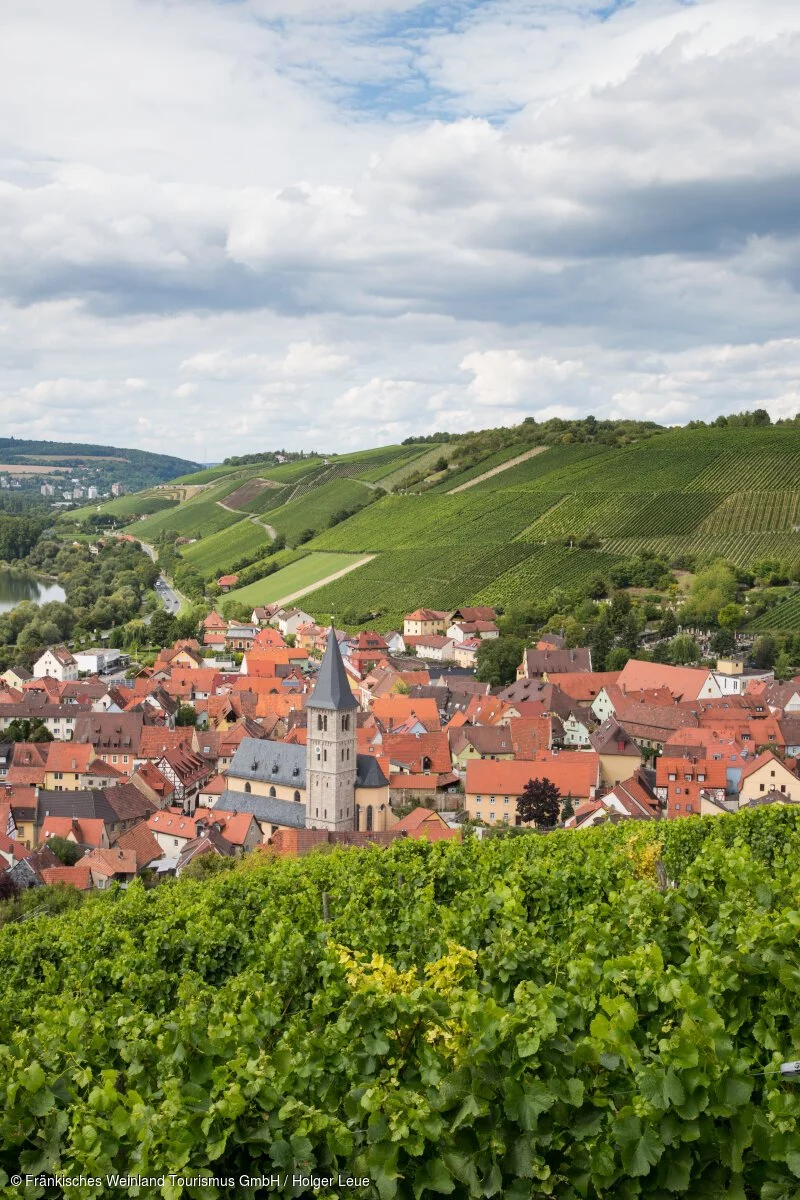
1 0 799 462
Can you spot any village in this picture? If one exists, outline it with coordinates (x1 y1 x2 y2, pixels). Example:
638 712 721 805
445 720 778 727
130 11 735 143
1 596 798 894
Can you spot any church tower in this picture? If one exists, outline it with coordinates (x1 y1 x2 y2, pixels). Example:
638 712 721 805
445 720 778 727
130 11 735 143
306 627 358 831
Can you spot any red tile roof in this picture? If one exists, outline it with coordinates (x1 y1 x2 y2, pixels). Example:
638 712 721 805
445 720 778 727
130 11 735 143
466 752 600 799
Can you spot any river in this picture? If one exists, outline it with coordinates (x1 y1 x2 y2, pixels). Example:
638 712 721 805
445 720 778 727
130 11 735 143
0 569 66 614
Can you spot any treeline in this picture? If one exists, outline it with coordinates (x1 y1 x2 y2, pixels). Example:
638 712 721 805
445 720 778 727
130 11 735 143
222 450 311 466
0 539 160 671
0 437 199 492
0 514 48 561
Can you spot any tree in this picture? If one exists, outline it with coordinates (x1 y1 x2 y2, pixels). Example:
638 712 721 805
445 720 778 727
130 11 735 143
659 609 678 639
606 647 631 671
710 628 736 656
175 704 197 727
589 613 612 672
669 634 700 664
181 852 235 880
774 651 794 680
517 777 561 828
752 636 777 669
560 793 575 822
0 873 19 902
4 717 53 743
149 610 177 647
718 602 745 631
46 836 83 866
475 636 524 687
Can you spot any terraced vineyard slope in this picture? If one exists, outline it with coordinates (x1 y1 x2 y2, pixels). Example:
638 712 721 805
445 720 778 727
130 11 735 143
71 427 800 625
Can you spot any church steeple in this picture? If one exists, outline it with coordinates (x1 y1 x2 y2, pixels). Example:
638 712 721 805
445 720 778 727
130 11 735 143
306 625 358 832
309 626 357 711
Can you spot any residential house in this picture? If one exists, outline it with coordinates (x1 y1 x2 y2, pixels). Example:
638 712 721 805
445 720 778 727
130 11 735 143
33 646 79 682
738 751 800 807
1 666 33 689
453 639 481 669
115 822 164 871
449 725 515 769
615 660 713 702
391 807 459 842
129 761 175 808
154 747 213 812
225 625 258 652
446 619 499 642
517 647 592 680
34 783 156 844
72 713 144 774
701 657 775 697
0 702 81 740
275 608 313 638
655 756 729 819
176 827 236 875
406 636 456 662
217 574 239 592
465 753 600 824
589 718 643 787
39 816 113 850
403 609 449 638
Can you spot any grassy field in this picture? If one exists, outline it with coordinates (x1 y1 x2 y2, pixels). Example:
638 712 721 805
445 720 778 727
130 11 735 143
224 552 366 606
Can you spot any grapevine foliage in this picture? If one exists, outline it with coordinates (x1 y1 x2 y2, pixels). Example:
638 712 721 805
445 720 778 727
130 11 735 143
2 809 800 1198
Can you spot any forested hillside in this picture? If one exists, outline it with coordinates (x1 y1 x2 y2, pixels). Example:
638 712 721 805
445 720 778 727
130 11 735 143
0 437 199 493
2 808 800 1197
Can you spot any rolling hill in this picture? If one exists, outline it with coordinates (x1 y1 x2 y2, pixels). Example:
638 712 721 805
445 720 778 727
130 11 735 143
0 437 200 493
64 425 800 627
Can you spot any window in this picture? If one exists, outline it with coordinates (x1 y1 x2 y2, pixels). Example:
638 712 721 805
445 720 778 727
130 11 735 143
317 714 323 731
54 771 63 780
760 783 765 792
698 773 705 782
244 782 251 793
112 755 118 764
315 746 321 762
770 769 775 777
504 797 509 804
323 750 327 763
174 838 179 846
342 715 350 732
686 804 694 813
503 813 509 823
269 786 276 798
294 790 301 802
675 787 682 794
675 803 681 811
668 772 676 781
781 784 786 793
123 755 128 764
684 773 692 781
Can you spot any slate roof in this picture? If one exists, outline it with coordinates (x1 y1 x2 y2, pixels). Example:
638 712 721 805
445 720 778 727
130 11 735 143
308 627 358 711
228 738 306 788
216 788 307 829
35 784 155 825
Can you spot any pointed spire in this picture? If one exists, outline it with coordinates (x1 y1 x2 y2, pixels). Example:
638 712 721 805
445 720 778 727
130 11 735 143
309 626 357 711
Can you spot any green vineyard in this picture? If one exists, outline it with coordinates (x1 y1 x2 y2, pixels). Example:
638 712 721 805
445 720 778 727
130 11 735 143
59 427 800 624
3 808 800 1198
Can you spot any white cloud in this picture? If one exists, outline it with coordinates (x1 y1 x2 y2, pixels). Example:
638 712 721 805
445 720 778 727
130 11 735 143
1 0 800 456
